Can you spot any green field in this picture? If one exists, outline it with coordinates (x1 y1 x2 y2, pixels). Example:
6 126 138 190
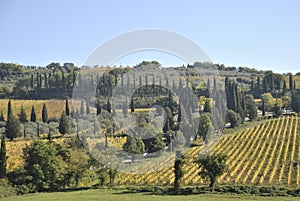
0 189 299 201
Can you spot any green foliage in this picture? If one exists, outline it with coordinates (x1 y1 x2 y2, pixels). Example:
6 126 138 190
198 113 212 141
42 103 48 123
0 111 4 121
59 111 70 135
123 136 145 156
30 106 36 122
0 135 6 178
18 105 28 123
261 93 274 112
174 152 184 191
226 110 241 128
203 99 212 113
24 141 63 192
5 114 22 140
7 100 12 120
65 97 70 116
196 154 227 191
246 95 257 121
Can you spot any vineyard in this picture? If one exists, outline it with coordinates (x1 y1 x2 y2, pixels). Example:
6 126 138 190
115 115 300 187
4 115 300 188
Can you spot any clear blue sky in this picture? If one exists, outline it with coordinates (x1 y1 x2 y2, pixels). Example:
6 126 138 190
0 0 299 73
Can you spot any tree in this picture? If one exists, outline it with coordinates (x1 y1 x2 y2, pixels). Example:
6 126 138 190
80 100 85 115
7 99 12 120
173 151 184 192
123 136 145 161
246 95 257 121
198 113 212 141
42 103 48 123
86 99 90 115
5 114 22 140
30 106 36 122
0 135 6 178
203 99 212 113
147 133 165 154
130 97 135 113
261 93 275 112
283 80 287 95
18 105 28 123
65 97 70 116
289 74 293 90
96 101 101 115
24 141 63 191
0 111 4 121
226 110 241 128
59 111 70 135
106 99 111 113
196 154 227 191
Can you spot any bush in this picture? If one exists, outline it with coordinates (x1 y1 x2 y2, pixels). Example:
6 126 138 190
0 178 17 198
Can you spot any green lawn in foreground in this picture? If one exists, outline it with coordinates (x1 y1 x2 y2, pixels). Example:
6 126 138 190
0 189 299 201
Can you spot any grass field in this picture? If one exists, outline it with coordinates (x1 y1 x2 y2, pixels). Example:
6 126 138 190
0 189 299 201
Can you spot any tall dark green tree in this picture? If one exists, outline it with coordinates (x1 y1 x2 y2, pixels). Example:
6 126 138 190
42 103 48 123
30 106 36 122
18 105 28 123
107 99 111 113
96 101 101 115
0 135 6 178
80 100 85 115
173 151 184 192
283 80 287 95
0 111 4 121
86 99 90 115
7 99 12 120
65 97 70 116
203 99 212 113
59 111 70 135
130 97 135 113
246 95 257 121
289 74 294 90
5 114 22 140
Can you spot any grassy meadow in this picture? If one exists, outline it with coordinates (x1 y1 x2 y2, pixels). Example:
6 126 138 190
0 189 299 201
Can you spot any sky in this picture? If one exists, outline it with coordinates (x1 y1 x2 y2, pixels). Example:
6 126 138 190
0 0 299 73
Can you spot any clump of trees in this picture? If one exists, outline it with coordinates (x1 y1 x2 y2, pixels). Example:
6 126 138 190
196 153 227 191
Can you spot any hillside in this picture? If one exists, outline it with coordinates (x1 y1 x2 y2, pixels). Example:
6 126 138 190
113 115 299 187
5 115 299 188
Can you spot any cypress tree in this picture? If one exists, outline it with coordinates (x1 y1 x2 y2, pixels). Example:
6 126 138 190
0 135 6 178
283 80 287 95
289 74 293 90
80 100 85 115
39 73 42 88
7 99 12 119
5 114 22 140
37 122 40 138
130 97 135 113
257 76 261 91
86 99 90 115
174 151 184 191
19 105 27 123
44 72 48 88
65 97 70 116
42 103 48 123
96 101 101 115
107 99 111 113
30 106 36 122
204 99 212 113
30 74 34 88
59 111 69 135
0 111 4 121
